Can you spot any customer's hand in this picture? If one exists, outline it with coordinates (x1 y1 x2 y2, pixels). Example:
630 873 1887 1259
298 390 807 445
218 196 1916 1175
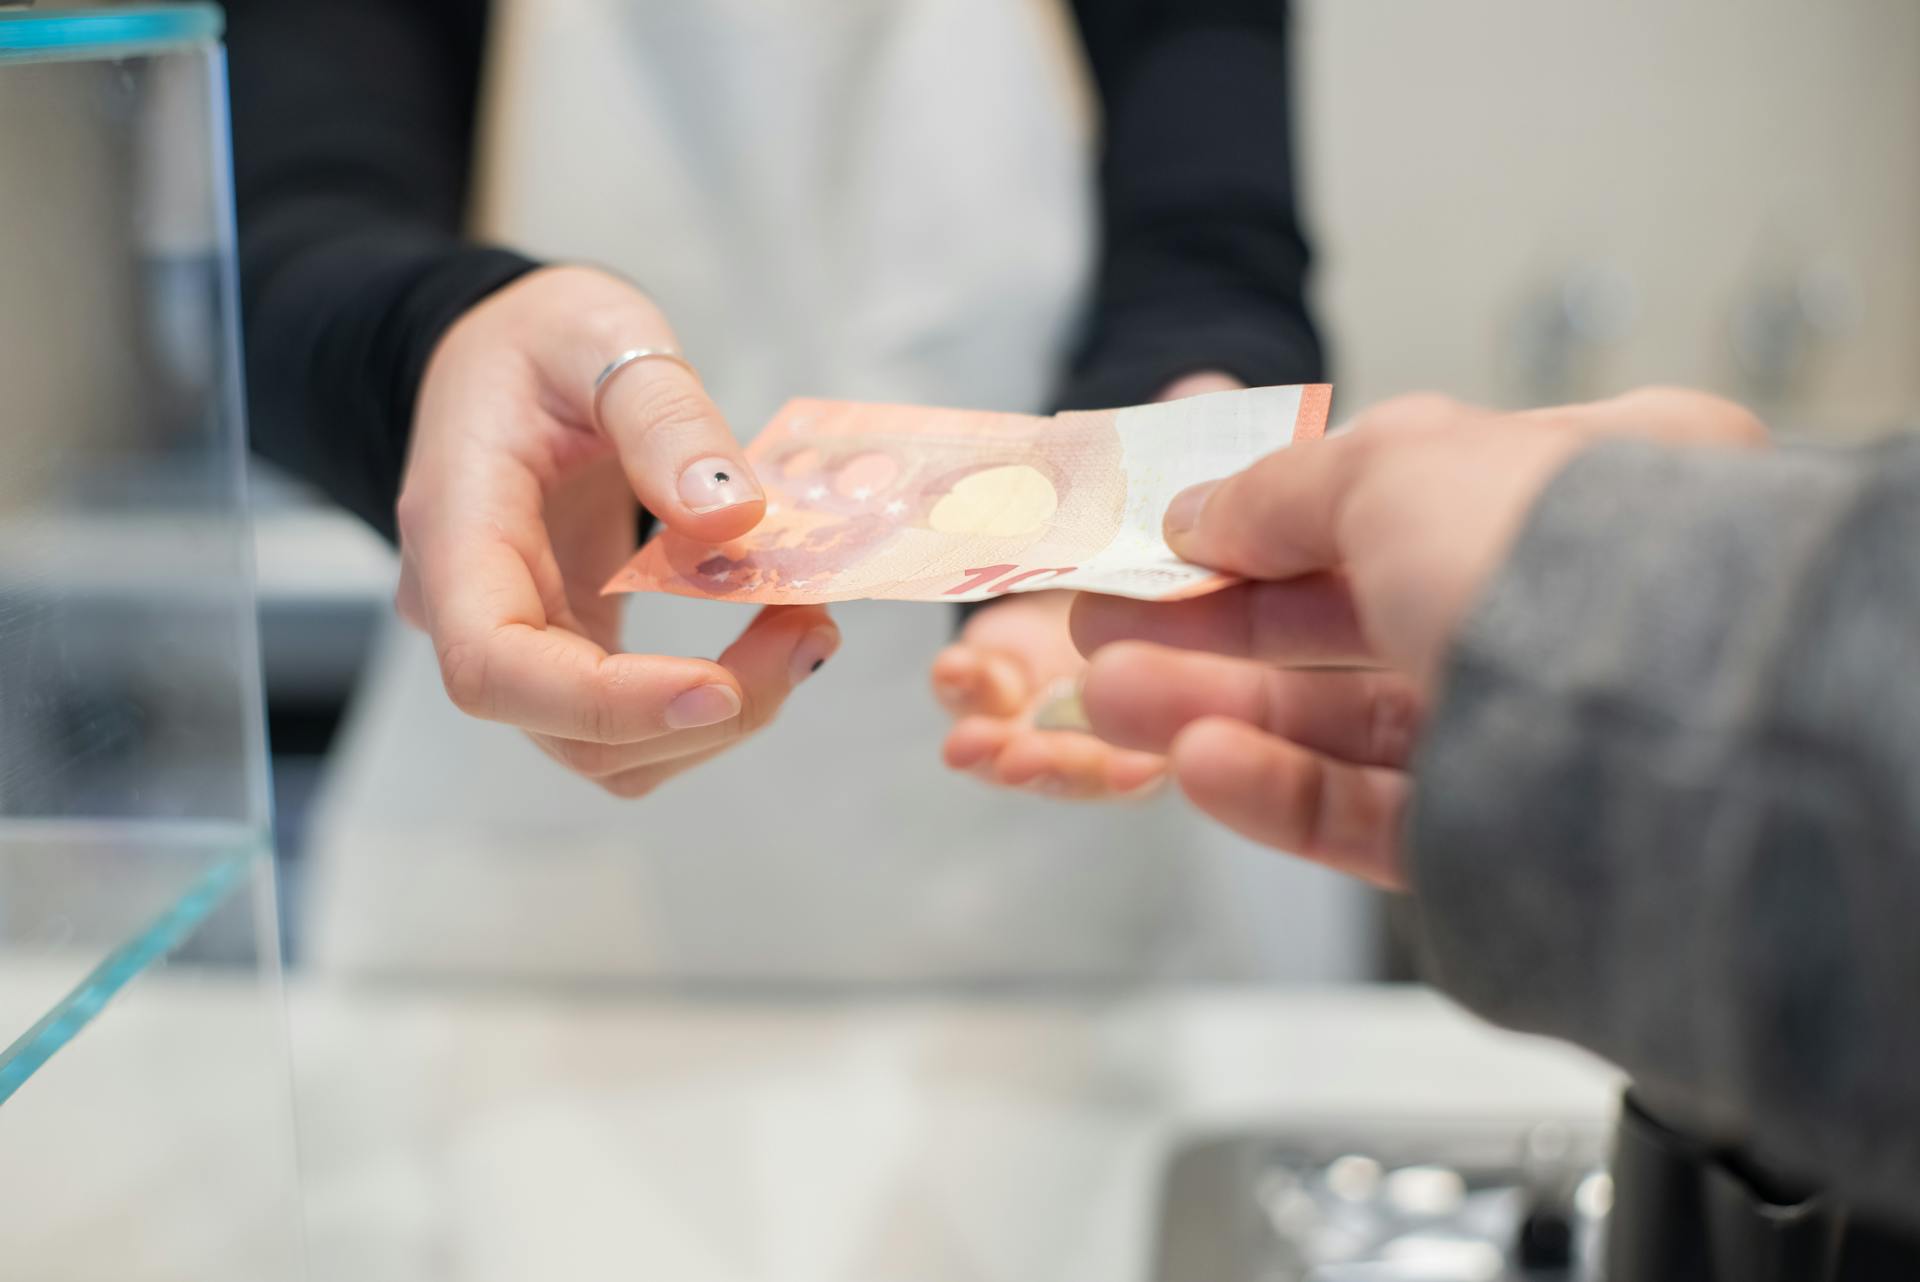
394 266 838 798
930 371 1247 801
1071 388 1768 881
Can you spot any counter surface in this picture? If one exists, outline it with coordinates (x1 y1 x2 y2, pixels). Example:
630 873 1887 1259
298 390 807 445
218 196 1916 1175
2 972 1618 1281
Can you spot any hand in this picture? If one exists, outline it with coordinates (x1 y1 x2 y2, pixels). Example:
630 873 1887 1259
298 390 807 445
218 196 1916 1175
932 591 1167 799
393 266 839 798
930 370 1245 800
1071 388 1769 883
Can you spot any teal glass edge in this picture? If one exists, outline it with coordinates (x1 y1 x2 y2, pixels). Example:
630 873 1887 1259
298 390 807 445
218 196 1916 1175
0 850 257 1107
0 5 223 63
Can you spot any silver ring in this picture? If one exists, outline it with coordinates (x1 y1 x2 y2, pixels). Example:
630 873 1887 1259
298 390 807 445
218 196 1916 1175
592 347 698 429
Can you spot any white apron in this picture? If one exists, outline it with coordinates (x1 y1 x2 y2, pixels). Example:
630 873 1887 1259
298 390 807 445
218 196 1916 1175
304 0 1367 985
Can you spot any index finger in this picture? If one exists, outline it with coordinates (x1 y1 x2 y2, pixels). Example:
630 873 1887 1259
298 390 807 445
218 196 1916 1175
407 452 748 740
1516 387 1770 449
413 508 744 744
1070 574 1376 666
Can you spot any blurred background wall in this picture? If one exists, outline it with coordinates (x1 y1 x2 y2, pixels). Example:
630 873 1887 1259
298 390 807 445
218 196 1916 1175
1298 0 1920 432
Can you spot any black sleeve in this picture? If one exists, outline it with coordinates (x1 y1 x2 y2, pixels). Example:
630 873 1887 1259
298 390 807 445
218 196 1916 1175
226 0 540 539
1061 0 1324 411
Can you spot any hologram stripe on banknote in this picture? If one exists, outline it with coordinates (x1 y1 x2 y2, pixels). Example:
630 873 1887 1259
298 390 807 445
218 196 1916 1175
604 383 1330 605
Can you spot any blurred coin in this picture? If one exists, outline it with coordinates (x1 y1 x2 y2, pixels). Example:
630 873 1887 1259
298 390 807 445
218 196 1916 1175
1032 678 1092 733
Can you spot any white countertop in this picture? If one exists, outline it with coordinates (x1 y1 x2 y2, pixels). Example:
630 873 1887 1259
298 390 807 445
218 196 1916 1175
1 973 1620 1282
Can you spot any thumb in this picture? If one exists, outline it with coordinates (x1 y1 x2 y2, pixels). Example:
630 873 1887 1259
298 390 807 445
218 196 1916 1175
524 269 765 542
1161 435 1365 582
594 343 766 542
1160 393 1496 582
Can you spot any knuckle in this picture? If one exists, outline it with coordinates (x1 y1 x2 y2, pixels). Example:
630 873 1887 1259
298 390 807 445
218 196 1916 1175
601 771 659 801
578 292 667 353
551 644 631 745
1354 393 1469 436
552 737 619 778
1710 402 1771 445
730 687 774 737
1276 754 1336 855
1365 678 1423 764
1613 384 1704 421
1621 386 1770 445
1231 586 1265 660
623 379 715 437
392 587 424 632
1623 383 1705 407
1328 427 1390 503
1098 638 1162 676
437 639 493 718
587 678 624 746
394 489 430 546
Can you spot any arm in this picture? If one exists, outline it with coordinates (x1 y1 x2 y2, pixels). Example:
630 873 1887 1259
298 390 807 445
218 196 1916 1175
1063 0 1324 410
225 0 536 538
225 0 832 797
1412 434 1920 1217
1071 391 1920 1219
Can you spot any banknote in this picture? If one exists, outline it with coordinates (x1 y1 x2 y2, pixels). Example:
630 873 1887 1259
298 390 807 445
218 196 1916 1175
605 383 1331 604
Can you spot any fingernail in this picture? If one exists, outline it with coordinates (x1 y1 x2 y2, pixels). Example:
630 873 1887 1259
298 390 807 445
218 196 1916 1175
789 625 840 685
665 684 741 730
1165 480 1221 538
678 457 762 515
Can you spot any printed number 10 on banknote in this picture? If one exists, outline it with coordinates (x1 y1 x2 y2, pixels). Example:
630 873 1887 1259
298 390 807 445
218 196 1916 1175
605 383 1331 605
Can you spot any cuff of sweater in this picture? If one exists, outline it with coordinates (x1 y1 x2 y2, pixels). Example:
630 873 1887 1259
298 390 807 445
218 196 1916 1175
1406 437 1863 1051
247 233 539 541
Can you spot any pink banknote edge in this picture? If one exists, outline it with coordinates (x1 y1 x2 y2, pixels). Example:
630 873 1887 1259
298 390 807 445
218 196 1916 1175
604 384 1333 605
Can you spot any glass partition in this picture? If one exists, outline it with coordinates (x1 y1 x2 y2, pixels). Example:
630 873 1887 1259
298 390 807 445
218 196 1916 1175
0 8 303 1277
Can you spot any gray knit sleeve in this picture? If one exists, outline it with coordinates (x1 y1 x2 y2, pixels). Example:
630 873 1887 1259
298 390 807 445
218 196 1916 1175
1408 434 1920 1221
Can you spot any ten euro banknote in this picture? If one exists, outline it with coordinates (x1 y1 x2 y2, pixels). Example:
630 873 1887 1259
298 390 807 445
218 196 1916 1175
605 383 1331 605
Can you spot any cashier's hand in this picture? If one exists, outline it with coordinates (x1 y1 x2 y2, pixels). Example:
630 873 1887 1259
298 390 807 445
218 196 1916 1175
1070 389 1770 884
930 371 1244 801
394 266 838 797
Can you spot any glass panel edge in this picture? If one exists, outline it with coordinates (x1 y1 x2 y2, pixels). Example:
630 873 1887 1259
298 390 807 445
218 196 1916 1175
0 5 223 64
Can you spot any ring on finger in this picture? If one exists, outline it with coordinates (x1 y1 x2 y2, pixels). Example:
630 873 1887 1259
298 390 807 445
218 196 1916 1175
591 347 699 433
